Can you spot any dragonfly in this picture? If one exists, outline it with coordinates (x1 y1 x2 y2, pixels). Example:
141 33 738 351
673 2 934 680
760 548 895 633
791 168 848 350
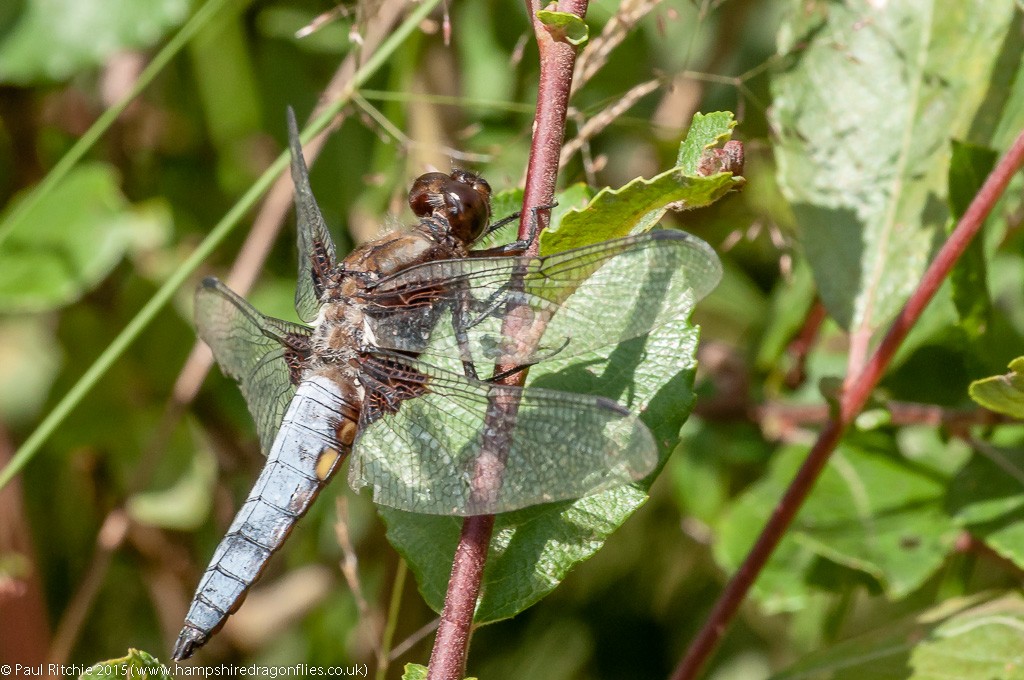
172 108 722 661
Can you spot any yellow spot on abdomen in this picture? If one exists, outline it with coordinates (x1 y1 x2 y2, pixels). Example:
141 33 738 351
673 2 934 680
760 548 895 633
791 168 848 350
337 420 357 446
316 447 341 481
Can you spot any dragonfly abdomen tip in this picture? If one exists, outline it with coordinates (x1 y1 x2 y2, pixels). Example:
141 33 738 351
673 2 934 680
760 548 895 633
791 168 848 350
171 625 208 662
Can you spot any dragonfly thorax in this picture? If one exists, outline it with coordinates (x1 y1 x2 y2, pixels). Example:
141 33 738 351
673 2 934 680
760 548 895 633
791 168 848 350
310 300 364 366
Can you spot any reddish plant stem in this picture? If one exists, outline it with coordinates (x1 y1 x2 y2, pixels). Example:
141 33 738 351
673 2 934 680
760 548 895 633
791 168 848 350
672 128 1024 680
749 402 1006 437
519 0 589 256
426 515 496 680
0 426 52 677
426 2 587 678
784 299 826 389
955 531 1024 580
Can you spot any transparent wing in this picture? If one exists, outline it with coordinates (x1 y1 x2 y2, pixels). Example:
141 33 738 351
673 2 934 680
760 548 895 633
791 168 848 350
348 354 657 516
359 231 721 375
286 107 337 323
195 277 312 455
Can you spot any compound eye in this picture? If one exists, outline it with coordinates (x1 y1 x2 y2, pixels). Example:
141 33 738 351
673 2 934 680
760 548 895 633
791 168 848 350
409 172 450 217
450 170 492 204
444 182 490 242
409 170 492 243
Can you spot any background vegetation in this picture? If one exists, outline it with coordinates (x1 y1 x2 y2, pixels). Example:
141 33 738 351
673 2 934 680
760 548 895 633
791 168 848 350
1 0 1023 678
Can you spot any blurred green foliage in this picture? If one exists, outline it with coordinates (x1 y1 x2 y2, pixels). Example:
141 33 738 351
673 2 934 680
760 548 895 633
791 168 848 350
2 1 1024 679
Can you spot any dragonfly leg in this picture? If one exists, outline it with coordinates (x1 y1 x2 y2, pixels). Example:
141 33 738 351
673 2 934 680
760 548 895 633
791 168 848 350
451 286 481 380
471 202 557 257
459 281 515 332
488 336 571 382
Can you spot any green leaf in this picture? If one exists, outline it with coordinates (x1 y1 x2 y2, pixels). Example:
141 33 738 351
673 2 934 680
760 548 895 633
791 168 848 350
948 442 1024 570
0 317 61 424
401 664 476 680
969 356 1024 418
772 593 1024 680
79 649 170 679
676 111 739 175
382 315 702 623
381 118 728 624
542 112 742 254
772 0 1018 333
542 170 736 254
0 163 171 313
187 1 263 193
947 140 997 338
402 664 428 680
125 424 217 531
535 10 588 46
717 438 958 610
0 0 191 84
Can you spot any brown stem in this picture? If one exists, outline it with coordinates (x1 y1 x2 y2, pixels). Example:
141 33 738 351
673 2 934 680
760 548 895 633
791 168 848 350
784 299 826 389
519 0 589 254
426 515 496 680
672 128 1024 680
425 2 587 678
0 425 53 678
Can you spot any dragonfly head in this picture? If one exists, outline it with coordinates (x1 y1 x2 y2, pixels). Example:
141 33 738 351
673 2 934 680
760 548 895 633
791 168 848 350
409 170 492 245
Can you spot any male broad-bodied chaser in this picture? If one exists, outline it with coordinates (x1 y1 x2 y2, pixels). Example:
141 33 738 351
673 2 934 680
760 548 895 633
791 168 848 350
173 108 722 660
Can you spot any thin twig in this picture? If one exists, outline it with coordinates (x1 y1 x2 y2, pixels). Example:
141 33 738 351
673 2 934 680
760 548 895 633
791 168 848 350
425 2 588 678
335 498 378 658
559 78 661 168
784 299 826 389
390 617 441 661
352 93 494 164
672 128 1024 680
751 402 1008 436
573 0 664 92
375 559 408 680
